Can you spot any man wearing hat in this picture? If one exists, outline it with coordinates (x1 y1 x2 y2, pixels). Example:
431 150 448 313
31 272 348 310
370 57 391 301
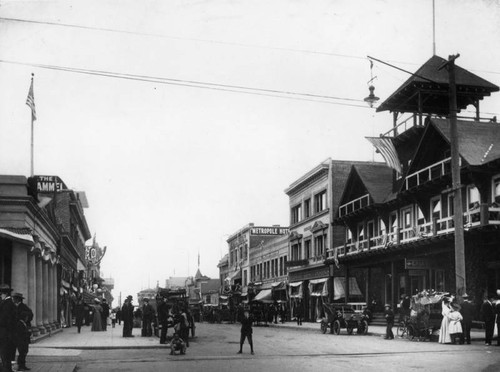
480 294 496 346
141 298 154 337
384 304 394 340
0 284 16 372
459 294 475 345
11 293 33 371
121 296 134 337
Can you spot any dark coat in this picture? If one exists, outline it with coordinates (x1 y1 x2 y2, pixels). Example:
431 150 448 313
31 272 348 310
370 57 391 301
0 297 16 337
240 314 254 335
496 302 500 324
384 309 395 323
480 301 495 322
121 302 134 323
74 301 85 325
14 302 33 339
142 303 155 321
101 302 110 318
460 300 475 322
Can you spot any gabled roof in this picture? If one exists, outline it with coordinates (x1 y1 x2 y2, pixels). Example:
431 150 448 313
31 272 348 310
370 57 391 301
354 163 393 203
338 163 393 207
377 55 499 115
431 119 500 165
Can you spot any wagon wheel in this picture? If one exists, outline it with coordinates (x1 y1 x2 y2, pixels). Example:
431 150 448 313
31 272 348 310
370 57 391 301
333 320 341 335
397 321 407 338
358 320 368 335
320 321 327 334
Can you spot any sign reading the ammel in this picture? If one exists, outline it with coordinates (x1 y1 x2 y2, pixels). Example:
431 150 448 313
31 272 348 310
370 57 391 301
250 227 289 235
33 176 67 193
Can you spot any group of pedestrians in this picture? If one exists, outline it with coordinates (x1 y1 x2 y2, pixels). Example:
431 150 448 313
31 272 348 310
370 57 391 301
0 284 33 372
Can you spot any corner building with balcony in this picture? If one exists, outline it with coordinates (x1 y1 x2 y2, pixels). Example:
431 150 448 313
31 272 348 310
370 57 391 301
285 159 381 321
325 55 500 312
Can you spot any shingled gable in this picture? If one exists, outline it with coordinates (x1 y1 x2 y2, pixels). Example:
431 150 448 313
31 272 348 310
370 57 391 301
406 119 500 179
431 119 500 166
376 55 499 115
338 163 393 207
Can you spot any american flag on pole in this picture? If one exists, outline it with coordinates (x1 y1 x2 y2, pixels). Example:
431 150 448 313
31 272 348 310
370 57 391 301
366 136 402 174
26 75 37 121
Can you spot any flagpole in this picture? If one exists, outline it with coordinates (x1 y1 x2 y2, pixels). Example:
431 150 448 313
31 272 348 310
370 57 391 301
30 73 35 177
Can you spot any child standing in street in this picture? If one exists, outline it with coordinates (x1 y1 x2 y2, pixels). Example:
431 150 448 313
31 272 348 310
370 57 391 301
384 304 394 340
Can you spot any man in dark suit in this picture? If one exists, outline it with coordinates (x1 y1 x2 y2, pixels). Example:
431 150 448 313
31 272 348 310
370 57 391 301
237 309 254 354
11 293 33 371
480 294 496 346
101 299 110 331
0 284 16 372
459 294 475 344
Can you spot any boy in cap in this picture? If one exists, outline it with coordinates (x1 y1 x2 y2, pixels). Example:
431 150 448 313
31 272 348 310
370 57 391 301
170 332 186 355
384 304 394 340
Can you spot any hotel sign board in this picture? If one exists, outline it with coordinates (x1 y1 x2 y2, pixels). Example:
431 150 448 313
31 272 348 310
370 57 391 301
405 258 430 270
30 175 67 193
250 227 289 235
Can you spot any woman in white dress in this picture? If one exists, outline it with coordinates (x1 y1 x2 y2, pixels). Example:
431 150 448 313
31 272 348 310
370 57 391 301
438 297 451 343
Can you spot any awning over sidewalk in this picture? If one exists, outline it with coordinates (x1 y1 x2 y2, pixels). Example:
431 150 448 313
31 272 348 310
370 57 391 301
0 227 34 245
225 270 241 282
289 281 303 299
309 278 328 297
253 289 273 303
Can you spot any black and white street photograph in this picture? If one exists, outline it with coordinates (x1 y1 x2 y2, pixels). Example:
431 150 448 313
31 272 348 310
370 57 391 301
1 0 500 371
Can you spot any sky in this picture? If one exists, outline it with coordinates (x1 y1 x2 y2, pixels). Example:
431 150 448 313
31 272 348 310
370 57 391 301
1 0 500 304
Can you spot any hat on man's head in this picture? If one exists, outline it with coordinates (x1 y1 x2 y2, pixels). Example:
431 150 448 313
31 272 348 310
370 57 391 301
143 298 149 302
0 284 12 293
462 293 469 299
127 295 133 299
11 292 24 299
94 298 101 303
384 304 391 308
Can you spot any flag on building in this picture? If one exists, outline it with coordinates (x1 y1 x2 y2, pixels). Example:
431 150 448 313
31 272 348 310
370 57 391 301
366 136 402 174
26 75 37 121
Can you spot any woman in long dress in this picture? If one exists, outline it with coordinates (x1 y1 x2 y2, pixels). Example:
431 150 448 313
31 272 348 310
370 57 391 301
91 299 103 332
438 297 451 343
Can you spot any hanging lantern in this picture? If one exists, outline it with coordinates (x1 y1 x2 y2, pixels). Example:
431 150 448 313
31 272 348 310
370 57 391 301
364 60 380 108
364 85 379 108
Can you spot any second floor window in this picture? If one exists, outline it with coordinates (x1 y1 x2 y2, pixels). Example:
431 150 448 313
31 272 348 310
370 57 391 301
314 190 327 213
314 234 325 257
291 243 301 261
467 186 480 210
304 239 311 259
291 205 302 224
304 198 311 218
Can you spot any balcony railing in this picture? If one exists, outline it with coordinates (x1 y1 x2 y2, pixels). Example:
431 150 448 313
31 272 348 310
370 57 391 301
339 194 371 217
326 204 500 260
381 114 421 138
405 157 454 190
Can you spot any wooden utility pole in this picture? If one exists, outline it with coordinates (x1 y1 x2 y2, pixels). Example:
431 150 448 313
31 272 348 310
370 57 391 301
440 54 466 296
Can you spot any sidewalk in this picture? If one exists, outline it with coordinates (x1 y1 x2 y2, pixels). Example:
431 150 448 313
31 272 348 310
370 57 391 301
31 323 169 351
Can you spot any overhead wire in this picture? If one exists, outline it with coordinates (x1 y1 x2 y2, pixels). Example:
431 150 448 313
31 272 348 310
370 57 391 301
0 59 370 108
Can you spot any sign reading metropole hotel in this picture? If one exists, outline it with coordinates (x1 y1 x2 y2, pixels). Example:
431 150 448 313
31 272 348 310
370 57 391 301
250 227 289 235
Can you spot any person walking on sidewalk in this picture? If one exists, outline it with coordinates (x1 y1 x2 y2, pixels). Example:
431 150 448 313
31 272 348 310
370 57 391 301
237 309 254 354
384 304 394 340
11 293 33 372
141 298 154 337
74 296 85 334
91 299 103 332
122 296 134 337
495 292 500 346
0 284 16 372
296 301 303 326
101 299 110 331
